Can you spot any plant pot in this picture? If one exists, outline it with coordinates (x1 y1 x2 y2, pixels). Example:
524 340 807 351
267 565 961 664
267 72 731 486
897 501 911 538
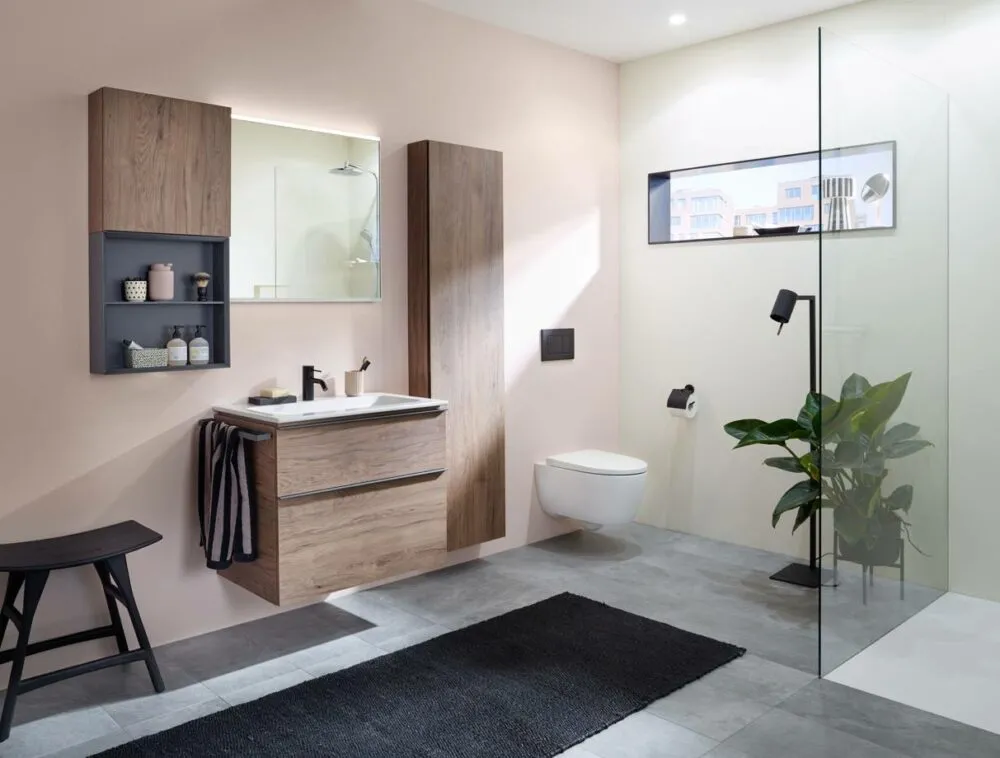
836 520 902 567
123 280 147 302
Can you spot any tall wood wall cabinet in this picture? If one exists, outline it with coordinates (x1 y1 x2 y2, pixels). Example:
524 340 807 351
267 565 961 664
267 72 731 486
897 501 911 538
407 140 506 551
88 87 232 374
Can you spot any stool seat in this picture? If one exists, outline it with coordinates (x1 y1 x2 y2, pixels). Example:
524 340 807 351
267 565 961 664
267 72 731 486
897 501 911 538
0 520 164 742
0 521 161 572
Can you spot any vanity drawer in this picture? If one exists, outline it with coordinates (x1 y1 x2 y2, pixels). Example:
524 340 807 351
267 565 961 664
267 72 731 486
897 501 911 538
275 411 446 498
277 473 447 604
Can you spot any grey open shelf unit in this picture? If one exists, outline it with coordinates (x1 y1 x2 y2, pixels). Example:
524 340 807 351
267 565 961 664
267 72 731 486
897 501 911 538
89 231 231 375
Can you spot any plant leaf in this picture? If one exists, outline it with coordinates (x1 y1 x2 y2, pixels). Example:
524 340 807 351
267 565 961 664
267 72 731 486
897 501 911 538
772 480 821 528
861 454 887 477
820 394 867 443
885 484 914 512
793 503 815 532
883 423 920 446
723 419 765 442
834 505 868 546
798 452 820 480
797 393 820 430
885 439 933 459
841 374 872 400
735 418 810 449
814 447 840 475
854 372 912 436
834 441 864 467
764 457 805 473
865 481 883 518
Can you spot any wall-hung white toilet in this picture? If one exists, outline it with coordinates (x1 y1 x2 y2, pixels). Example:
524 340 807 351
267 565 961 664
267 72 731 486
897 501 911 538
535 449 648 528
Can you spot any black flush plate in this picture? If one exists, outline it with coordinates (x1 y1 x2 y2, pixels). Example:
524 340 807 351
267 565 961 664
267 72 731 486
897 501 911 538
540 328 575 361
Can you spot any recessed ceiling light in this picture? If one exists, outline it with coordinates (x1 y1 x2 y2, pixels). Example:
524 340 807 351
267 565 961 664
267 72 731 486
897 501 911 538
669 13 687 26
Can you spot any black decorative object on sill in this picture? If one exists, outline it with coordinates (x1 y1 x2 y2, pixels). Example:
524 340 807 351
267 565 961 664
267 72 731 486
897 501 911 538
754 225 801 237
540 328 574 362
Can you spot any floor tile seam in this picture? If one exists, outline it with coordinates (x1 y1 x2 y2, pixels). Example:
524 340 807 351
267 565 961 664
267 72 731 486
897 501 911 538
770 695 918 758
642 703 728 744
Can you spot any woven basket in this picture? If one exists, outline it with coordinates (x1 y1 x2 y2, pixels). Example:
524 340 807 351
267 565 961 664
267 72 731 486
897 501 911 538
124 348 168 370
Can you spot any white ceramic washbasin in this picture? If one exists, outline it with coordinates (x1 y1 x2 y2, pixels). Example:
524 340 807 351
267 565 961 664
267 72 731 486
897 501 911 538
214 393 448 425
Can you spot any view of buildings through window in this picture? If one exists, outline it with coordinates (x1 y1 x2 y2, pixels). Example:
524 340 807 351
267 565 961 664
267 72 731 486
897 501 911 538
668 178 841 240
649 142 895 242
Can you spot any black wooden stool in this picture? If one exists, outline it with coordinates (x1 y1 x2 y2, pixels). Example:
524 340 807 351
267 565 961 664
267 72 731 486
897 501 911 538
0 520 165 742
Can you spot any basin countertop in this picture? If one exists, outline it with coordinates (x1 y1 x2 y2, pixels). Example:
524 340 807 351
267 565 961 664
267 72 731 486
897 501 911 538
213 393 448 426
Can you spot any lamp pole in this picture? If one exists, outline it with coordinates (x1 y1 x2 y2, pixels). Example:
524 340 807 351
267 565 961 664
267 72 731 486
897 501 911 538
769 290 824 588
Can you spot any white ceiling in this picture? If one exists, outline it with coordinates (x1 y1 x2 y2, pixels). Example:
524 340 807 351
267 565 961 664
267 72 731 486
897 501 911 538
417 0 867 62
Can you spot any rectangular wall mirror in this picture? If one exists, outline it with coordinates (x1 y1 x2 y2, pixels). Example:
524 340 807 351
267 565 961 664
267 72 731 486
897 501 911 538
231 118 380 301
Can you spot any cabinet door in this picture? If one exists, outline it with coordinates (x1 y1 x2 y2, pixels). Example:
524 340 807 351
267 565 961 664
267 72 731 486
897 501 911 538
275 411 447 498
90 88 231 236
278 474 447 605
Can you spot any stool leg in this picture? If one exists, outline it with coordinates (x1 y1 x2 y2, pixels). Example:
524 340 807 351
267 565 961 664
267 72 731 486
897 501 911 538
105 556 164 694
0 573 26 652
94 562 129 654
0 570 48 742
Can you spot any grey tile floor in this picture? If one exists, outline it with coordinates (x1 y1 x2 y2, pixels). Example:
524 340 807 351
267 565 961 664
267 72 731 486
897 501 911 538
3 524 997 757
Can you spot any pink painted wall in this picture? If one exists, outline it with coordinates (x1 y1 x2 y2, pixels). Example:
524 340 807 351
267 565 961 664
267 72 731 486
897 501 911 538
0 0 619 675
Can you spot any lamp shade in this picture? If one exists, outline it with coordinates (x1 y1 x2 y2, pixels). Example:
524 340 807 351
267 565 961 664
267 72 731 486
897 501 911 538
771 289 799 324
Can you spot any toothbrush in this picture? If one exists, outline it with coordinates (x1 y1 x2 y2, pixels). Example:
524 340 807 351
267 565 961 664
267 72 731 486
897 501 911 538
359 356 371 372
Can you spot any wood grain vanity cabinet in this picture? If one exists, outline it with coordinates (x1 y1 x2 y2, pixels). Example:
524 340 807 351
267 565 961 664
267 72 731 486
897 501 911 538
89 87 231 236
407 140 505 551
214 409 448 606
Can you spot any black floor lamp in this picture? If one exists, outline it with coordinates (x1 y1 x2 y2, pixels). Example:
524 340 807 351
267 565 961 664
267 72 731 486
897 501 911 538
768 289 828 589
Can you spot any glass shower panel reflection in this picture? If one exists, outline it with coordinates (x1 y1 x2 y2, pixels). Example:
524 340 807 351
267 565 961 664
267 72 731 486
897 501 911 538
818 27 950 676
275 166 381 302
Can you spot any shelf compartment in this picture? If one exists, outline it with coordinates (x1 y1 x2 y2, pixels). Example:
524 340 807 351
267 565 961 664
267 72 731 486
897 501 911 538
106 301 226 306
90 231 231 375
105 363 229 375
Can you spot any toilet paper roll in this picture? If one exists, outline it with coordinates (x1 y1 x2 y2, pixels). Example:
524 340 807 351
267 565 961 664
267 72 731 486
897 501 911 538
667 385 698 419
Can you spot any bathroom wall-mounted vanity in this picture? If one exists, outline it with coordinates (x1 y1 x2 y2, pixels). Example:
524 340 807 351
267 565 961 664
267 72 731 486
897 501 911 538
213 395 448 606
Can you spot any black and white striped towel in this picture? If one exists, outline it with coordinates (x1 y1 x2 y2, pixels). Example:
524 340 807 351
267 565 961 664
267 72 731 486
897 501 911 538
197 420 257 570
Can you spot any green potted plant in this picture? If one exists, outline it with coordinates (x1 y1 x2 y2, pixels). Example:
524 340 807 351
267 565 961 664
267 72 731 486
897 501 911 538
723 372 931 567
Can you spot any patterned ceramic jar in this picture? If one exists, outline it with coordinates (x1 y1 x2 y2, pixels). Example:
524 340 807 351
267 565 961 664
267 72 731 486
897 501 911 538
123 279 147 302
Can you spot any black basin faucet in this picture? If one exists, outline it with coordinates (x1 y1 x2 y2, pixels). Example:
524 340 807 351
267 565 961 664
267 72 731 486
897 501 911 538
301 365 328 401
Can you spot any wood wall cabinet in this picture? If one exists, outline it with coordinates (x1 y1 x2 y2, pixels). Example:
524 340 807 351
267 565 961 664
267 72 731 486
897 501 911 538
407 140 505 551
215 410 448 606
89 87 231 236
88 87 232 374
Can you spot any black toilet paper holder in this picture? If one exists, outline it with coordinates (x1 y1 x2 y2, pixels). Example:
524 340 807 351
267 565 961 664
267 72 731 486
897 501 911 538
667 384 696 412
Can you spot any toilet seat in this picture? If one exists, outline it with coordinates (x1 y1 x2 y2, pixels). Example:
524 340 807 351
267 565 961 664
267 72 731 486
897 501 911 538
546 449 647 476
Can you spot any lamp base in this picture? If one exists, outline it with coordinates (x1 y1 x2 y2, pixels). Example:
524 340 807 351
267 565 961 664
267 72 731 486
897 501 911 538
770 562 837 588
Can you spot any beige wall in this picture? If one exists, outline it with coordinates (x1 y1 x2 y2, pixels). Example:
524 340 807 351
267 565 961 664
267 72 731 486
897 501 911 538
621 0 1000 598
0 0 619 677
620 20 820 562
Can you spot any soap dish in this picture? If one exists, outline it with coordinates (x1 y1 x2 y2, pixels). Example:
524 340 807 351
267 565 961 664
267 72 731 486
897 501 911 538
249 395 297 406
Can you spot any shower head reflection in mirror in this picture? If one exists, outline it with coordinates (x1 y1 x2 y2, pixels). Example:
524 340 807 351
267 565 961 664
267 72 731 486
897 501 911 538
230 116 381 302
